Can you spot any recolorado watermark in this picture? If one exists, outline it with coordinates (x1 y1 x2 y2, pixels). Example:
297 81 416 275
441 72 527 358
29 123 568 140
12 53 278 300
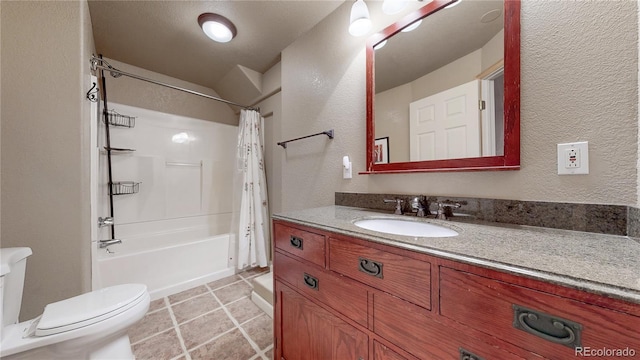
575 347 636 357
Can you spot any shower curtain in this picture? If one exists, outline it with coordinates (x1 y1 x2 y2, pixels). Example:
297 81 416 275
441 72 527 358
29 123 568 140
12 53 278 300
233 109 269 269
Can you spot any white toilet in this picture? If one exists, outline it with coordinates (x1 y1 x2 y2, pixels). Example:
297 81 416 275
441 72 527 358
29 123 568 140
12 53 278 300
0 247 150 359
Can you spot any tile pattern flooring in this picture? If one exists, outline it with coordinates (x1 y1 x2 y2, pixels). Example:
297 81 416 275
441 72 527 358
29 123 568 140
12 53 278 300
128 268 273 360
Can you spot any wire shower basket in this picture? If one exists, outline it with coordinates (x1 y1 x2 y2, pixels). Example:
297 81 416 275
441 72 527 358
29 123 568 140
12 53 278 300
110 181 140 195
105 110 136 128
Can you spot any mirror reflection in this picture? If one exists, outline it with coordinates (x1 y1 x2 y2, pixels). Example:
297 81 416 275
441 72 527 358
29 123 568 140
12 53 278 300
374 0 504 163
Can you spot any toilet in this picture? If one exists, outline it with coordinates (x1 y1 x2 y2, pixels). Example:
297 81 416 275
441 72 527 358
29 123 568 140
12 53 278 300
0 247 150 359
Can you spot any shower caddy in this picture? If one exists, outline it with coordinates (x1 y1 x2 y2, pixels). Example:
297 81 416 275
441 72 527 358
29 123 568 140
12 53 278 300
90 57 141 245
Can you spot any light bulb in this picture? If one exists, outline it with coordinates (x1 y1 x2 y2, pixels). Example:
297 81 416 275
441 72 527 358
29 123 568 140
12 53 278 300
382 0 407 15
349 0 372 37
202 21 233 42
401 19 422 33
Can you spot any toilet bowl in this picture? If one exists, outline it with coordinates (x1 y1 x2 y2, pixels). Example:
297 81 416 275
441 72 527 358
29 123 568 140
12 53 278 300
0 247 150 360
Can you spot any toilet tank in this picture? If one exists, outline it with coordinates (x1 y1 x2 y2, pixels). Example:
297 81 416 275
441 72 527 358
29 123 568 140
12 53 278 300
0 248 32 327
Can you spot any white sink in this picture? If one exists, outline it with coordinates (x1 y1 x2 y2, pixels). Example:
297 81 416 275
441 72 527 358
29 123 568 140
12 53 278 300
353 218 459 237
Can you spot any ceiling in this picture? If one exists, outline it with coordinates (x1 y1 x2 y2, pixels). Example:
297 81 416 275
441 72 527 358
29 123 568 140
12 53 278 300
375 0 504 93
88 0 345 97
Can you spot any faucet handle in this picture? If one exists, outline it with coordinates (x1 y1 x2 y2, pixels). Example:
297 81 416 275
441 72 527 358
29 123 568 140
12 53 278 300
435 202 462 220
383 198 404 215
411 196 430 217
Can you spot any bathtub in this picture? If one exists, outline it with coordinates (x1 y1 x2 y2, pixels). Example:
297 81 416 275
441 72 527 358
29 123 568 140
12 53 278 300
95 227 235 300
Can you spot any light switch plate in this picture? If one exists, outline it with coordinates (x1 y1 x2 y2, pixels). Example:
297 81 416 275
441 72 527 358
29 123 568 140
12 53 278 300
557 141 589 175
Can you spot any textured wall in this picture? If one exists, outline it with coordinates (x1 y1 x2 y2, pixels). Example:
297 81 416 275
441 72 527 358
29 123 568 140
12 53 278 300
280 0 638 210
102 59 237 126
1 1 94 319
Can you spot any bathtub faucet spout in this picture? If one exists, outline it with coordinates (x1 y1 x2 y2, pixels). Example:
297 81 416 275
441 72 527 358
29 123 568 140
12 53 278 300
99 239 122 248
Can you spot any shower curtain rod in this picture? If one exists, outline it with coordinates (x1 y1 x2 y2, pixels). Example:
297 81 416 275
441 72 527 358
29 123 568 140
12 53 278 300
90 56 259 112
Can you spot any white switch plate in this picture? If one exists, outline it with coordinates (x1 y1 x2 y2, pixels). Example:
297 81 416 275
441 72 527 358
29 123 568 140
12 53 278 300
557 141 589 175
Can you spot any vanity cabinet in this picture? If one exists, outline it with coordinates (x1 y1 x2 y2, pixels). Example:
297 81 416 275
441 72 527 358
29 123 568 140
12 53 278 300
273 219 640 360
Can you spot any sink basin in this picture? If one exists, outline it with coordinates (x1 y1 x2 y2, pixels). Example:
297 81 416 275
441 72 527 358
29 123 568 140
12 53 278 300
353 218 459 237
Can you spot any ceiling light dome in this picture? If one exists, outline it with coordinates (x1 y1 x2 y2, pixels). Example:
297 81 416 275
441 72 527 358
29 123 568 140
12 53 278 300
349 0 372 37
198 13 237 43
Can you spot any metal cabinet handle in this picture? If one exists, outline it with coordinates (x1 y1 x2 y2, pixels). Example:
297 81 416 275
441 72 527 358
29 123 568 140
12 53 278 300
459 348 485 360
358 257 383 278
513 304 582 348
290 236 303 250
303 273 319 291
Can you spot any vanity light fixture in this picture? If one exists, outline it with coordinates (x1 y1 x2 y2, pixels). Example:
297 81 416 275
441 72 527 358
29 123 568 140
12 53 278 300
198 13 237 43
401 19 422 32
382 0 407 15
349 0 372 37
445 0 462 9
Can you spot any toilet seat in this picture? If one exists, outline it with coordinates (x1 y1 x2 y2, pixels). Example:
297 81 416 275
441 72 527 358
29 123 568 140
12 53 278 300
35 284 147 336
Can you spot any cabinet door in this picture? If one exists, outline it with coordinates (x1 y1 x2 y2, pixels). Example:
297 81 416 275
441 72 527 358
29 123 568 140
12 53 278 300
276 281 368 360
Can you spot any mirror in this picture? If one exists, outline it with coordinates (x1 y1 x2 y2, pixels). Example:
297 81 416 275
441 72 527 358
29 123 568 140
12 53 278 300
365 0 520 173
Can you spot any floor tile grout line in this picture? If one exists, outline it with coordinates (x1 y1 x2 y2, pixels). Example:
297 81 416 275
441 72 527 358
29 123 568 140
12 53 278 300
205 283 265 357
130 326 174 347
185 326 241 354
165 296 193 360
166 278 248 307
173 305 223 327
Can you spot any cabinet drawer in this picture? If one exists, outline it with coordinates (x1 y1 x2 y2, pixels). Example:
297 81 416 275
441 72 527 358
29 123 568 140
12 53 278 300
328 238 431 309
274 222 325 267
440 267 640 359
373 291 524 360
373 341 417 360
275 251 368 327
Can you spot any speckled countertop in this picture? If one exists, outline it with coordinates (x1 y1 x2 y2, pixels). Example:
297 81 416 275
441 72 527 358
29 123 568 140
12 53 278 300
273 205 640 305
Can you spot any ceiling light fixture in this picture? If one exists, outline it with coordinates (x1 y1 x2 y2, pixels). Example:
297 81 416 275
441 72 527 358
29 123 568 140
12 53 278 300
349 0 372 37
401 19 422 32
382 0 407 15
198 13 237 43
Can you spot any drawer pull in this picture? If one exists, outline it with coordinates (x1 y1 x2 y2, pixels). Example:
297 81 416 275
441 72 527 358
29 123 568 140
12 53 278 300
290 236 303 250
303 273 319 291
358 257 383 278
459 348 485 360
513 304 582 348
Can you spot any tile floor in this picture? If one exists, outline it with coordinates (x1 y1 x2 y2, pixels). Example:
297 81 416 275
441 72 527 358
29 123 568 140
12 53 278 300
128 267 273 360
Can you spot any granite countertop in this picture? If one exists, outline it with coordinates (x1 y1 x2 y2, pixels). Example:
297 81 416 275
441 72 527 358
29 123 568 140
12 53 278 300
273 205 640 305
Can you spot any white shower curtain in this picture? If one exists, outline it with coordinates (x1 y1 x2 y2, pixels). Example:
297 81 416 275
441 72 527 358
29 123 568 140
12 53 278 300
233 109 269 269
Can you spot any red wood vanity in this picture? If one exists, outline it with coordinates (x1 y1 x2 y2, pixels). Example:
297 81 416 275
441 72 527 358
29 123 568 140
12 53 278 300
273 219 640 360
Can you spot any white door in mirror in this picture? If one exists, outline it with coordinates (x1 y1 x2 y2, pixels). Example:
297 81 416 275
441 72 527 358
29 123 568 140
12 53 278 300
557 142 589 175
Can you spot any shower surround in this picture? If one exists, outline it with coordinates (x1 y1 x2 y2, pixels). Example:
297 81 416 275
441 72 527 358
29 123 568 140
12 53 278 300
94 103 239 299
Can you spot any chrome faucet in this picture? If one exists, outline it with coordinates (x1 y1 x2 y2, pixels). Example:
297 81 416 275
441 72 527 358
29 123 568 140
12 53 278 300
435 202 462 220
98 216 114 228
383 198 404 215
411 196 430 217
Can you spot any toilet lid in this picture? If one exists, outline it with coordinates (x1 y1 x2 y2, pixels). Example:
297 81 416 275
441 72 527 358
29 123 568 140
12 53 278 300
35 284 147 336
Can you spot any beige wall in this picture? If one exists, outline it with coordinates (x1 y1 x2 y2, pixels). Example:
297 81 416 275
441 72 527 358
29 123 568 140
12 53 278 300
1 1 94 319
374 84 412 163
279 0 638 210
482 29 504 71
101 59 237 126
